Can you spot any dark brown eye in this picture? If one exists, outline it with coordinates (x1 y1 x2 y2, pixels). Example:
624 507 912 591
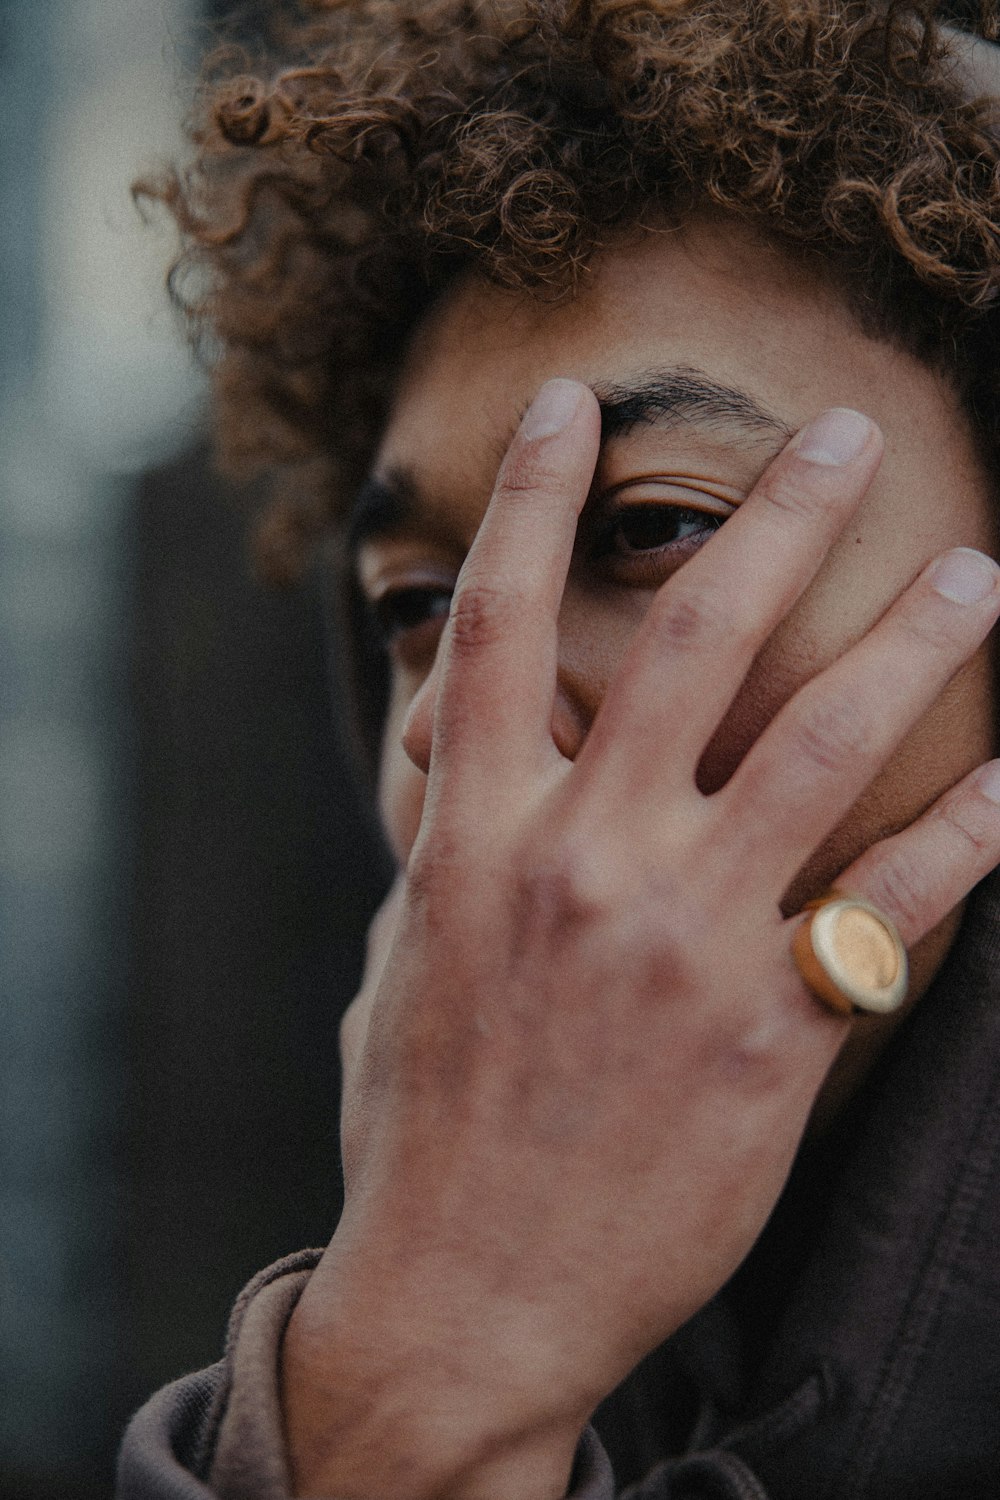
372 586 452 651
610 504 723 555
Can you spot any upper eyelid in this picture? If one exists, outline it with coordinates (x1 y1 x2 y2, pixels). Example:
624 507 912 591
355 542 459 603
593 475 745 513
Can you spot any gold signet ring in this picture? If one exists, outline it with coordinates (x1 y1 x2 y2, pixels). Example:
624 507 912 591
791 892 908 1016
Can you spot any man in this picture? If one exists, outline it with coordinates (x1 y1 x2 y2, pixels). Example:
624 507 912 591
122 4 1000 1496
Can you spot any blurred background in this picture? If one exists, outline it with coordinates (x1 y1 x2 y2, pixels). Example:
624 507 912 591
0 2 391 1495
2 4 996 1499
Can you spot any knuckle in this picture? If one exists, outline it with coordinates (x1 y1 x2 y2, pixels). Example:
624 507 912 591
516 835 614 934
862 857 925 936
899 592 977 655
785 695 874 777
643 926 700 1000
628 896 711 1004
405 834 460 907
448 577 523 656
498 443 567 502
755 466 819 524
712 1023 786 1094
939 790 996 858
649 582 729 655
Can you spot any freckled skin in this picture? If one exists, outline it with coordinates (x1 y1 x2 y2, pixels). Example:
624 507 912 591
364 216 997 1120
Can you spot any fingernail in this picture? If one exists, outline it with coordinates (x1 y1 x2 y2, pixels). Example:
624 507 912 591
929 548 999 605
521 379 583 441
793 408 873 466
977 762 1000 804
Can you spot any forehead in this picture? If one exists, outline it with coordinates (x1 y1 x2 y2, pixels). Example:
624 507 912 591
374 215 981 536
380 221 853 468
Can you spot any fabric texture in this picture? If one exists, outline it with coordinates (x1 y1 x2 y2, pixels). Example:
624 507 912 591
118 1253 320 1500
118 874 1000 1498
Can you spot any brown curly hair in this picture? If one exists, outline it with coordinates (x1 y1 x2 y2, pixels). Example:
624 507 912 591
141 0 1000 583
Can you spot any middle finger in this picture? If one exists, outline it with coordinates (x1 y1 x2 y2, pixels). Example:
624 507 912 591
575 408 883 796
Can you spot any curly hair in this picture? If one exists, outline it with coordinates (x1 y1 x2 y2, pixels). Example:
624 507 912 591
141 0 1000 582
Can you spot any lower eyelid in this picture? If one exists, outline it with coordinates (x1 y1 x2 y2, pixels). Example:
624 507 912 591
595 511 724 587
389 614 449 671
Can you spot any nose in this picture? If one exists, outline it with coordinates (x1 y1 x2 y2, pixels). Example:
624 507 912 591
398 583 605 779
401 655 441 776
402 655 590 775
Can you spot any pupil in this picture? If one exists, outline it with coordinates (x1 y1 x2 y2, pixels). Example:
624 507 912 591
376 587 450 639
617 505 698 551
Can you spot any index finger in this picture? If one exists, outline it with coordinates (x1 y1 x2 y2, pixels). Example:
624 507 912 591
429 379 601 791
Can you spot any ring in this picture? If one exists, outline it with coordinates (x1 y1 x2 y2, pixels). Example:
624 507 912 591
791 891 908 1016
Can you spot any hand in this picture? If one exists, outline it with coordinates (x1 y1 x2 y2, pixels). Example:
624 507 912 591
284 381 1000 1500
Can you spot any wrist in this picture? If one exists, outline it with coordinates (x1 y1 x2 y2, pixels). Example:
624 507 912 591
281 1254 587 1500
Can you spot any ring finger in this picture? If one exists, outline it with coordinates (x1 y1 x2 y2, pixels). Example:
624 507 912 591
828 759 1000 949
725 547 1000 888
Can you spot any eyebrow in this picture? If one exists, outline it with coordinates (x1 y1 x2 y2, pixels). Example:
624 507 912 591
593 366 792 444
348 364 792 552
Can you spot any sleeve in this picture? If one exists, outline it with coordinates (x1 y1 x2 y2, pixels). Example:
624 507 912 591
117 1253 771 1500
116 1250 322 1500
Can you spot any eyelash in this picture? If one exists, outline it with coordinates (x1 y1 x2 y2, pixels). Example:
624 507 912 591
367 495 731 659
591 499 727 580
372 583 451 641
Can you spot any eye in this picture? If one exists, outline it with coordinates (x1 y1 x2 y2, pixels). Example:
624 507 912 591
607 503 724 556
371 583 452 668
589 484 735 588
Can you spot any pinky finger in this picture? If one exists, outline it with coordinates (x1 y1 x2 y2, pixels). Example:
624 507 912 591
834 762 1000 948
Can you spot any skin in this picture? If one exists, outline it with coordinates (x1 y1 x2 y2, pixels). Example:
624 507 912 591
281 217 1000 1500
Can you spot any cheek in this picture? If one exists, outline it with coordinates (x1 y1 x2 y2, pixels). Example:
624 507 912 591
696 633 811 796
555 586 648 742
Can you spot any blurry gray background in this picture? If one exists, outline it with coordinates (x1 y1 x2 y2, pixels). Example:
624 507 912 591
0 2 390 1495
3 3 995 1498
